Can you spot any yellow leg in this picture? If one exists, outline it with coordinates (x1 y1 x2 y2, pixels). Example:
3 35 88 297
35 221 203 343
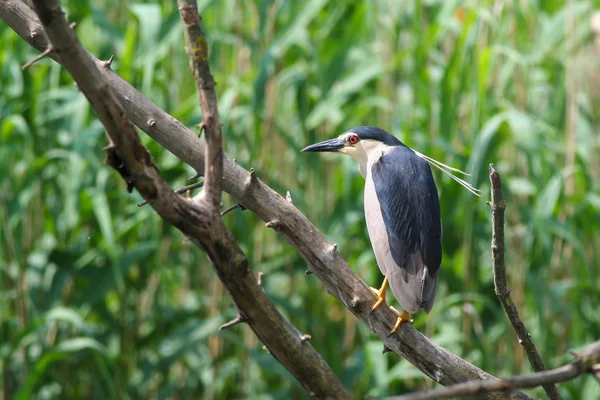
369 275 389 314
389 307 413 335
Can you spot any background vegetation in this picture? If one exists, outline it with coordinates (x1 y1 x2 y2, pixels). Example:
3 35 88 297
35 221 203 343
2 0 599 398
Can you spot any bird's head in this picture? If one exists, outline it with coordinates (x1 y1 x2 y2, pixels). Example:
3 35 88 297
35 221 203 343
301 126 404 163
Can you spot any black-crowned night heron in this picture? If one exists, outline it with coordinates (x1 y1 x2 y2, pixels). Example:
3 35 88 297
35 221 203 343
302 126 479 334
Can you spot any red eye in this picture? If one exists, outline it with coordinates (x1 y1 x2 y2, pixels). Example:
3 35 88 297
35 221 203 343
348 135 359 144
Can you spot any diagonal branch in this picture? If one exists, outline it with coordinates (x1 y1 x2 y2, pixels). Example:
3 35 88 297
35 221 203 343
489 164 561 400
1 2 529 398
386 340 600 400
27 0 349 398
177 0 222 207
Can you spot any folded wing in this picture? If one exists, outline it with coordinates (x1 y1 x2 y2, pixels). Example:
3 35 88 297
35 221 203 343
370 146 442 313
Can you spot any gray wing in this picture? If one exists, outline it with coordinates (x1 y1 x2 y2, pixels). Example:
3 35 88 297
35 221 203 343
371 146 442 313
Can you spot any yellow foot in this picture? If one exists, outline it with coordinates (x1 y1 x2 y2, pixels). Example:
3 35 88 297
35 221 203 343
369 276 389 314
388 307 413 335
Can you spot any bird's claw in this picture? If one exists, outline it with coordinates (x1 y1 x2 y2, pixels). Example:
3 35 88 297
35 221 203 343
388 307 412 335
369 287 386 314
369 275 389 314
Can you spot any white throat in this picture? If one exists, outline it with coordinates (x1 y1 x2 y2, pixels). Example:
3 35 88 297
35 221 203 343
340 139 395 177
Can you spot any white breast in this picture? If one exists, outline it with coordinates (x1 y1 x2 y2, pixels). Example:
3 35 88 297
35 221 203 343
364 172 389 277
364 153 396 278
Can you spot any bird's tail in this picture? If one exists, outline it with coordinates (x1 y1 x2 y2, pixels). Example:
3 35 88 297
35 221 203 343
387 256 439 314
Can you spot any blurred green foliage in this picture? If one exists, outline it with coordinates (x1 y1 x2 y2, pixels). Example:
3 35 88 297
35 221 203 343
2 0 600 399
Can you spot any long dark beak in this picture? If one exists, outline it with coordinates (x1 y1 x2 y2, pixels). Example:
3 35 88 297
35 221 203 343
301 138 344 153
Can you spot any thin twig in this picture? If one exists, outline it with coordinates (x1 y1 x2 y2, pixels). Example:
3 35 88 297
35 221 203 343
386 340 600 400
188 171 202 181
21 45 52 69
489 164 561 400
221 202 245 216
218 314 247 331
137 180 204 207
220 203 238 216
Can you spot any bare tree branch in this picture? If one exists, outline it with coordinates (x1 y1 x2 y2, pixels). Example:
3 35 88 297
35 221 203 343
177 0 222 207
27 0 349 398
386 340 600 400
1 2 531 398
489 164 561 400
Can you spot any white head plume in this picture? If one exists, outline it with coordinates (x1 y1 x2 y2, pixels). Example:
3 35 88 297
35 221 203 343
412 150 481 197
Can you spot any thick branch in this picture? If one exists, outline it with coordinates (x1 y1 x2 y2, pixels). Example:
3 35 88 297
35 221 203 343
387 340 600 400
489 164 560 400
177 0 222 207
1 2 530 398
27 1 349 398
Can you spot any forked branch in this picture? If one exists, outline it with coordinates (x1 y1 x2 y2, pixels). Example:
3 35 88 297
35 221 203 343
489 164 560 400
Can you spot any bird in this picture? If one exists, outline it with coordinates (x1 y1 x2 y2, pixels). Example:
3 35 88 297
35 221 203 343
301 126 479 334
